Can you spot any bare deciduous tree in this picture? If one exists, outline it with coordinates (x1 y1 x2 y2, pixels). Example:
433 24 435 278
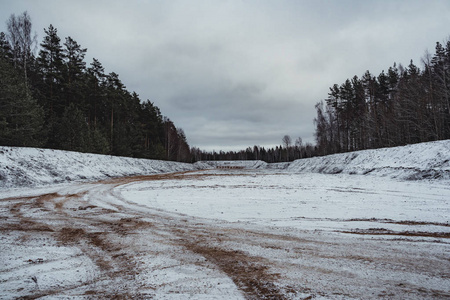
6 11 37 88
295 137 303 159
282 135 291 148
282 135 292 161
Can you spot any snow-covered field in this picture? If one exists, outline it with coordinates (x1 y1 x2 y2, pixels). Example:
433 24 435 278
121 169 449 233
1 141 449 299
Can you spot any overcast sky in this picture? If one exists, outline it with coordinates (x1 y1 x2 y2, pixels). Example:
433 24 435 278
1 0 450 151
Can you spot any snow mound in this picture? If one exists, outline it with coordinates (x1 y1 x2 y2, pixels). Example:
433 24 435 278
0 147 197 188
1 140 449 189
288 140 450 180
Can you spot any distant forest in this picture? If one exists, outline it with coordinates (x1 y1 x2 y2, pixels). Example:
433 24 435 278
1 12 449 163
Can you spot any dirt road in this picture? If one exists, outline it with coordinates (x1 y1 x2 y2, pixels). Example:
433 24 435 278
1 171 449 299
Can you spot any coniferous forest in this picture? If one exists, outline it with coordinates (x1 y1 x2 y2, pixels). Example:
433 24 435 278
313 45 450 156
1 12 190 162
1 12 449 163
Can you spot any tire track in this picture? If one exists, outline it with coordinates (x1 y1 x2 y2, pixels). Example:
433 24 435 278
2 171 449 299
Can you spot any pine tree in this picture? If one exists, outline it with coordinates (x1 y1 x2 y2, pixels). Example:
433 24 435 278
63 36 87 107
86 58 106 129
37 24 65 118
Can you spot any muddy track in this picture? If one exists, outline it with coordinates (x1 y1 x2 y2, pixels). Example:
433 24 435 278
189 246 285 300
1 171 450 299
1 173 288 298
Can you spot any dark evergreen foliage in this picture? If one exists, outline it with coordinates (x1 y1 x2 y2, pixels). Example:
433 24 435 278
0 55 45 147
191 141 316 163
314 41 450 156
0 13 190 162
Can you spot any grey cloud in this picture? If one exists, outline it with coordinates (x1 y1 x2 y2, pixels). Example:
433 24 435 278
1 0 450 151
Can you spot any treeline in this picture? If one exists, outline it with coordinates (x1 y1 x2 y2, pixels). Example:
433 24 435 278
314 40 450 156
0 12 190 162
191 136 316 163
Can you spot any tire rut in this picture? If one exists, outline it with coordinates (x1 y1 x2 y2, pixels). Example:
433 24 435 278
189 245 285 300
3 171 449 299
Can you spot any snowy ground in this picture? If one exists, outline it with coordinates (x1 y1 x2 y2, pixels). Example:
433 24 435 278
1 141 450 298
121 169 450 234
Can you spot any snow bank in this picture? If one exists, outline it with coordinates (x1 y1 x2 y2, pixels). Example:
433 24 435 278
2 140 449 188
0 147 197 188
288 140 450 180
